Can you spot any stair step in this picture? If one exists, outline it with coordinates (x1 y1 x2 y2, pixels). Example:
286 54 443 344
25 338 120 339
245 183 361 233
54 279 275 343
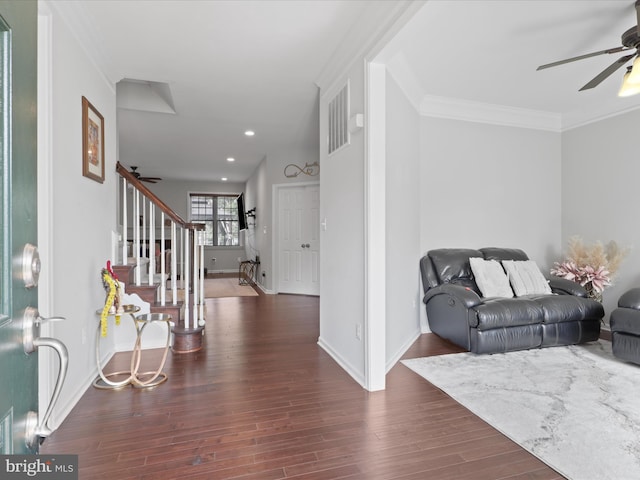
151 302 183 322
126 284 159 304
112 264 135 285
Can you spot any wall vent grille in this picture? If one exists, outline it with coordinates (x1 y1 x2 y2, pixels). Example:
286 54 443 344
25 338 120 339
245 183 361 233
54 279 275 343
328 82 349 155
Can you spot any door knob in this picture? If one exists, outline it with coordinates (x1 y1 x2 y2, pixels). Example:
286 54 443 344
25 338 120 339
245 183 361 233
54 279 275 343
22 307 68 448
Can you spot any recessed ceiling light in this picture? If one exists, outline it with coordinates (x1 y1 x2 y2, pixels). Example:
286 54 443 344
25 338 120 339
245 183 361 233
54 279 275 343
226 157 235 162
244 130 255 137
221 177 228 181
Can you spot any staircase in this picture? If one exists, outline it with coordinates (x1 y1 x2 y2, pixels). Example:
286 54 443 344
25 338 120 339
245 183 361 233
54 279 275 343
115 162 205 353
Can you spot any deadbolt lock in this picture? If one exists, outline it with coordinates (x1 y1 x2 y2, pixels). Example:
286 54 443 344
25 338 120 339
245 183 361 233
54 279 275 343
20 243 41 288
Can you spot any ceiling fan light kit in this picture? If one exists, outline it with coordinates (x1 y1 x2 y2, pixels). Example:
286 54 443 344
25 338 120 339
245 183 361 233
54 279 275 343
538 1 640 97
626 54 640 83
619 66 640 96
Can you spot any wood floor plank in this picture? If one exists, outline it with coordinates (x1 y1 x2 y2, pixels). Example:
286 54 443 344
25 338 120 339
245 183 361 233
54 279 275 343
41 293 562 479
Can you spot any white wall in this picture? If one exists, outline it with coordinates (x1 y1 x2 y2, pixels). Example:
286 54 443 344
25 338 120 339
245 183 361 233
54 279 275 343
318 66 367 385
420 117 562 267
562 110 640 322
40 1 118 428
146 179 246 272
244 156 268 286
243 144 319 292
385 71 421 369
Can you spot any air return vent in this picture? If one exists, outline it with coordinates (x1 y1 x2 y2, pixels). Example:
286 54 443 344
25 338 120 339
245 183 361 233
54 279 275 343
328 81 349 155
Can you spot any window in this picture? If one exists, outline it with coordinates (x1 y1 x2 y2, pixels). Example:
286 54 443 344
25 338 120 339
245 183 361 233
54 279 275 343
189 194 240 246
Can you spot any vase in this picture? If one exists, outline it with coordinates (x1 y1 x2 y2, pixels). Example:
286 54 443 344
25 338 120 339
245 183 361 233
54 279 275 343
584 283 602 303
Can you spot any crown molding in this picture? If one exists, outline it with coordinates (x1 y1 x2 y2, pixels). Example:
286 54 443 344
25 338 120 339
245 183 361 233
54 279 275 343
382 52 423 113
561 101 640 131
420 95 562 132
315 1 423 92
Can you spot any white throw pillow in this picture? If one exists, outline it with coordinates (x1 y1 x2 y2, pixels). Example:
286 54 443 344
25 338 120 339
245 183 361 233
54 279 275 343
469 257 514 298
502 260 552 296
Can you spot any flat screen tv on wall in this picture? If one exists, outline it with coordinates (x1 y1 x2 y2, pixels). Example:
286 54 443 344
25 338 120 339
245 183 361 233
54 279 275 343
237 193 247 231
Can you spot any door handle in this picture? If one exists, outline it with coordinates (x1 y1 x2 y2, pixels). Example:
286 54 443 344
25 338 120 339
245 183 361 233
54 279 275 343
22 307 68 447
300 244 310 248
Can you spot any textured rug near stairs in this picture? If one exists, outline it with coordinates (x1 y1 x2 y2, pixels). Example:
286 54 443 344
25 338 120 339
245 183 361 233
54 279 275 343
176 277 258 299
402 340 640 480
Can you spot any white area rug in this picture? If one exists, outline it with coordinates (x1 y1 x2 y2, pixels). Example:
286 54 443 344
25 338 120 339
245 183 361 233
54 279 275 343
402 341 640 480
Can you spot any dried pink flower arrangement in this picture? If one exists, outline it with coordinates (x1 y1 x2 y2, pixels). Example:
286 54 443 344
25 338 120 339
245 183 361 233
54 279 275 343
551 237 629 301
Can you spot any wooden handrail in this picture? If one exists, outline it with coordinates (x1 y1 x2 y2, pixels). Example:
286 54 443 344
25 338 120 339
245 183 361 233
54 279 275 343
116 161 187 227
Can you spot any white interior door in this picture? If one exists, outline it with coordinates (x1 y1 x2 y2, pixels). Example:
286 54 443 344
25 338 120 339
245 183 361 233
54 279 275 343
277 184 319 295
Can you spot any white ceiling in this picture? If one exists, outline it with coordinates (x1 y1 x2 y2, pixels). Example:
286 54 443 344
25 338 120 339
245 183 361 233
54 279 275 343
55 0 640 183
379 0 640 128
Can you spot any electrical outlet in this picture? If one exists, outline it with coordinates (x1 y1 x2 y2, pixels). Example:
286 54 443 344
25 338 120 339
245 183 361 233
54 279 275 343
355 323 362 341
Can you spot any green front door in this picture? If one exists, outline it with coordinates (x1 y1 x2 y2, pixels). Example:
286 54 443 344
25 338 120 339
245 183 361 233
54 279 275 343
0 0 39 454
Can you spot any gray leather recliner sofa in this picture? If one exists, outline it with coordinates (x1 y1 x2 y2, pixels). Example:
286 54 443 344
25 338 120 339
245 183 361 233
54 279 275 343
420 247 604 354
610 288 640 365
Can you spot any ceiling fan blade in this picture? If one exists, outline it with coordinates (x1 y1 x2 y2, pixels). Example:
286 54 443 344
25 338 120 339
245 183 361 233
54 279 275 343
537 46 630 71
636 0 640 37
579 53 635 91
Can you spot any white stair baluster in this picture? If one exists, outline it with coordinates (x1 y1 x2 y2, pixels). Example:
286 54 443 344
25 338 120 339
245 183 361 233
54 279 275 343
122 178 128 266
134 189 141 286
184 228 190 329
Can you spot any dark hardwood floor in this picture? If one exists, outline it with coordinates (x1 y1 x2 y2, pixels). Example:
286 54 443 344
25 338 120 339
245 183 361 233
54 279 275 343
42 292 563 480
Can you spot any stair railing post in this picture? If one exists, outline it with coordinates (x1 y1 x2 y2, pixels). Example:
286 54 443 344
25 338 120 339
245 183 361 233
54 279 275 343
171 222 177 305
121 177 128 265
183 227 190 329
199 230 205 325
148 200 155 288
134 188 141 286
160 211 166 306
142 196 146 273
192 228 199 327
180 228 185 292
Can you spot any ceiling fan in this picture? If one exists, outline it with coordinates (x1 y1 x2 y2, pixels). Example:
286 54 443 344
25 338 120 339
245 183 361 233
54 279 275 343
537 0 640 94
129 166 162 183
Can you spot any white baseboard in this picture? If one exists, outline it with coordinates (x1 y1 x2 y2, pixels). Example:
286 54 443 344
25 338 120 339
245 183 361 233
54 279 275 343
386 329 421 373
49 349 113 432
256 283 274 295
317 336 365 387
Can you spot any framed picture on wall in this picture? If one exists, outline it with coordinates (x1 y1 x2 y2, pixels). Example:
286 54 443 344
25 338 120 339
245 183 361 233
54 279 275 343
82 96 105 183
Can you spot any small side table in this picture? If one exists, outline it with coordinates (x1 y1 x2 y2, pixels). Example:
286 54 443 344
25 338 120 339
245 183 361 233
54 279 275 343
93 307 173 390
129 313 174 388
239 260 259 286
